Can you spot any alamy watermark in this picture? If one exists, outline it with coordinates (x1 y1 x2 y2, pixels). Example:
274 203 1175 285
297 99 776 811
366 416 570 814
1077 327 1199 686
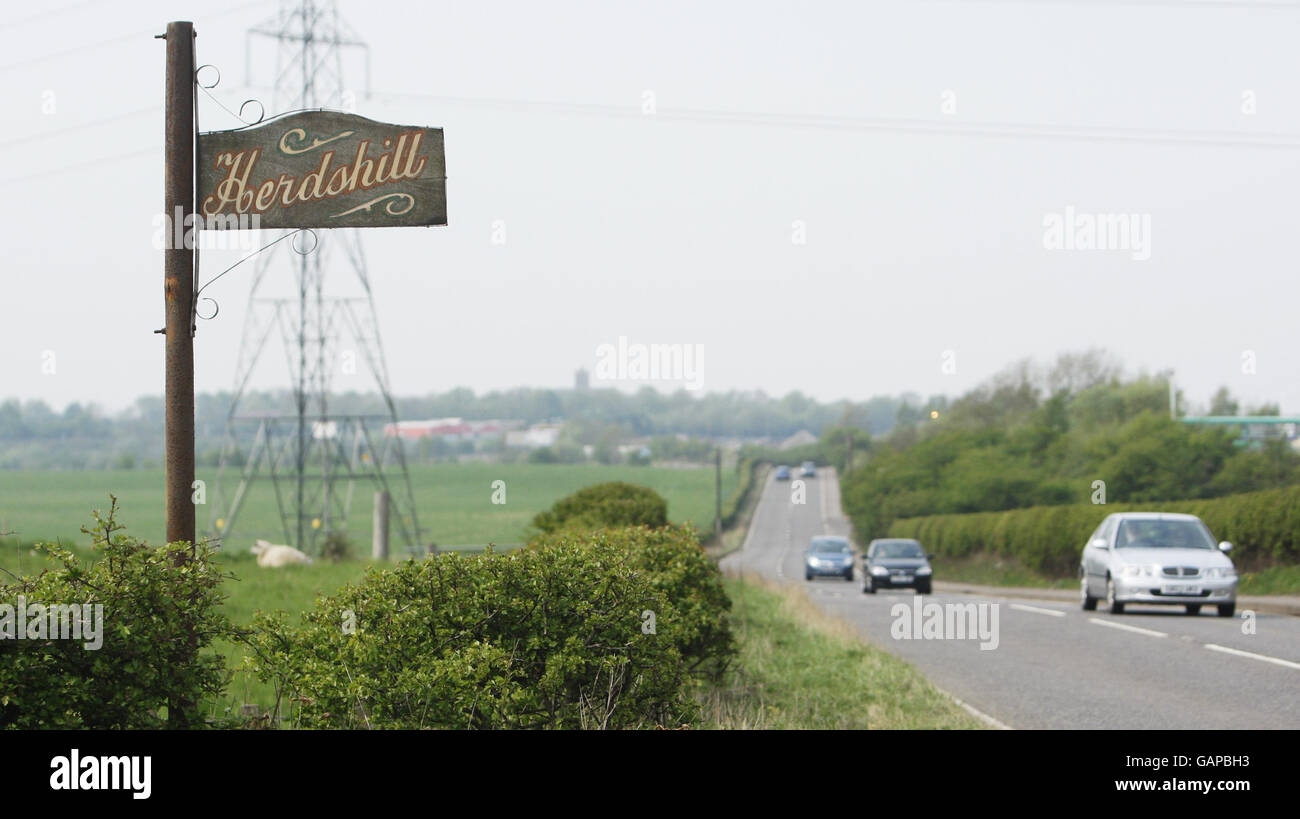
152 207 262 251
594 336 704 391
1042 206 1151 261
50 749 151 800
0 596 103 650
890 595 999 651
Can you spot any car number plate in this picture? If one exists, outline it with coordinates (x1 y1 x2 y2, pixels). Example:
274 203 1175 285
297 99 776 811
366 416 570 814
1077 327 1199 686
894 575 912 583
1163 584 1200 595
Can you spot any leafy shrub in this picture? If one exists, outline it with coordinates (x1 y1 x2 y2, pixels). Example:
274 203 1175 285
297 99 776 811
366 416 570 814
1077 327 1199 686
531 526 734 682
530 481 668 534
0 499 234 728
245 526 733 729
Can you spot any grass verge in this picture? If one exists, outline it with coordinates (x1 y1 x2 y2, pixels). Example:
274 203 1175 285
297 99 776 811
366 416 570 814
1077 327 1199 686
1237 564 1300 596
929 553 1075 590
698 576 986 729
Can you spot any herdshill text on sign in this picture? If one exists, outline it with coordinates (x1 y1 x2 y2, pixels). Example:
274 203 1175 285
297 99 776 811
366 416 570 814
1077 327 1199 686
197 110 446 229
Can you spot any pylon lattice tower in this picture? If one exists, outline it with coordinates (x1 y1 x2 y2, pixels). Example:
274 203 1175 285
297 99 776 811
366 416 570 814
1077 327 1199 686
207 0 424 556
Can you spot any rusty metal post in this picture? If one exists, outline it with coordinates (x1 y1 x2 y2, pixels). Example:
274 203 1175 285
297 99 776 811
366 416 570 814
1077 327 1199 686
163 21 195 548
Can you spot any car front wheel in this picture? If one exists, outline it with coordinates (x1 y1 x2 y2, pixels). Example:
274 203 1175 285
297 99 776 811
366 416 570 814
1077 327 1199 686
1218 603 1235 617
916 579 931 595
863 577 875 594
1081 575 1098 611
1107 577 1125 614
1185 604 1201 615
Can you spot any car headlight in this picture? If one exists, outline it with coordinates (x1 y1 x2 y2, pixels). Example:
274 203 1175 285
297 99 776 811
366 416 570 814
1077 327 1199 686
1205 567 1237 579
916 566 932 575
870 566 889 576
1119 565 1157 577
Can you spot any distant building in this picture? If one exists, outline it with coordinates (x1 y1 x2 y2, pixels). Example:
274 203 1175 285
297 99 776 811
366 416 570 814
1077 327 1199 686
575 368 590 390
506 423 564 449
384 418 517 443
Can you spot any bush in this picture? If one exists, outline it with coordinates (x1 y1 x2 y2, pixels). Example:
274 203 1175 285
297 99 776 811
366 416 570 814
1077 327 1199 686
0 498 234 728
531 526 734 682
530 481 669 535
888 484 1300 575
320 531 355 563
245 526 733 729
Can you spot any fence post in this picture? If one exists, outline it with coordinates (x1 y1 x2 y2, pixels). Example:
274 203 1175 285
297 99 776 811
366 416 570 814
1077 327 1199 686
372 490 390 560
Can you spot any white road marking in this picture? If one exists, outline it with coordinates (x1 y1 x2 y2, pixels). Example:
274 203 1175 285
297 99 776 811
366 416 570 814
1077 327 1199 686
1009 603 1066 618
818 468 830 528
1204 643 1300 671
1088 617 1168 638
941 690 1013 730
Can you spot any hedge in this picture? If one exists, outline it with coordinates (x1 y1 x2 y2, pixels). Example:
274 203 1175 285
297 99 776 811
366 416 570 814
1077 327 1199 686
717 457 762 532
887 485 1300 576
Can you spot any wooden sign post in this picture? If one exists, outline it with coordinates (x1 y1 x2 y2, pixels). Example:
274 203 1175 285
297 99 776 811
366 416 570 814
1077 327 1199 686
163 21 196 548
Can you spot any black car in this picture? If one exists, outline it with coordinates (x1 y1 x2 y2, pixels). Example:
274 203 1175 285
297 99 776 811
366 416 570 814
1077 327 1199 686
863 538 934 594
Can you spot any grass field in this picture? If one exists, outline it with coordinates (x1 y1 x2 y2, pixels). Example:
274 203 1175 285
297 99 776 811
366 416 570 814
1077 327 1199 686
0 462 736 718
699 576 985 729
0 462 734 551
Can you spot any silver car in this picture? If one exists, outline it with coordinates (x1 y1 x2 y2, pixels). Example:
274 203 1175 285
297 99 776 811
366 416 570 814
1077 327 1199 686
1080 512 1238 617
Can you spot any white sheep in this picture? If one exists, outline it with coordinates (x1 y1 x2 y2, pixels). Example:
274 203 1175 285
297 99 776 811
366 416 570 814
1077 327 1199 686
250 539 314 568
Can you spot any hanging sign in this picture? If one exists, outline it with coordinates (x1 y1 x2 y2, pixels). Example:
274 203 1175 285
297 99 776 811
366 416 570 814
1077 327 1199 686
197 110 446 229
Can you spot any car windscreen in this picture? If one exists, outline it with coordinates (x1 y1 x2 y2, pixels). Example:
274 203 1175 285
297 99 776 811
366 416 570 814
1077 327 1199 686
812 540 850 553
873 541 923 558
1114 519 1215 550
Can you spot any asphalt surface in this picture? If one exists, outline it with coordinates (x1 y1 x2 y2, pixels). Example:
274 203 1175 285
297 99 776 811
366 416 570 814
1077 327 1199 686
720 468 1300 729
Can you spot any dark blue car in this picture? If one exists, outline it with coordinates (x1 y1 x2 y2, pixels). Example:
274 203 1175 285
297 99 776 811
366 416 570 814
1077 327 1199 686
805 536 855 581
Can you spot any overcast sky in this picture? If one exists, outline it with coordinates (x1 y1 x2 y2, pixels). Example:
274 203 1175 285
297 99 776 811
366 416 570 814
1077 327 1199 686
2 0 1299 415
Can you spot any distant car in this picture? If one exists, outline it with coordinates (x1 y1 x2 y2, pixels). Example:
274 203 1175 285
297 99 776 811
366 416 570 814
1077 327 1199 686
863 538 933 594
1080 512 1237 616
774 465 791 481
800 461 816 478
805 535 855 581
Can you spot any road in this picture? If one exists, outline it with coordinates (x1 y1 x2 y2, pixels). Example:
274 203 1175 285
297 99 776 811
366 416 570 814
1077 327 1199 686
720 468 1300 729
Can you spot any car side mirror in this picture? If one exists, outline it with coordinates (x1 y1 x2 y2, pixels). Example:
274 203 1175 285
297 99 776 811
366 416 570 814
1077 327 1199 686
927 554 936 561
1091 538 1109 549
1218 541 1233 553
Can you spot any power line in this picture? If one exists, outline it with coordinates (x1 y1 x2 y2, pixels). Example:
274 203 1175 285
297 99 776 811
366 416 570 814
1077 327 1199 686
0 146 154 189
0 27 153 73
7 80 1298 191
364 88 1300 150
0 105 159 151
0 0 272 74
1 0 101 29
